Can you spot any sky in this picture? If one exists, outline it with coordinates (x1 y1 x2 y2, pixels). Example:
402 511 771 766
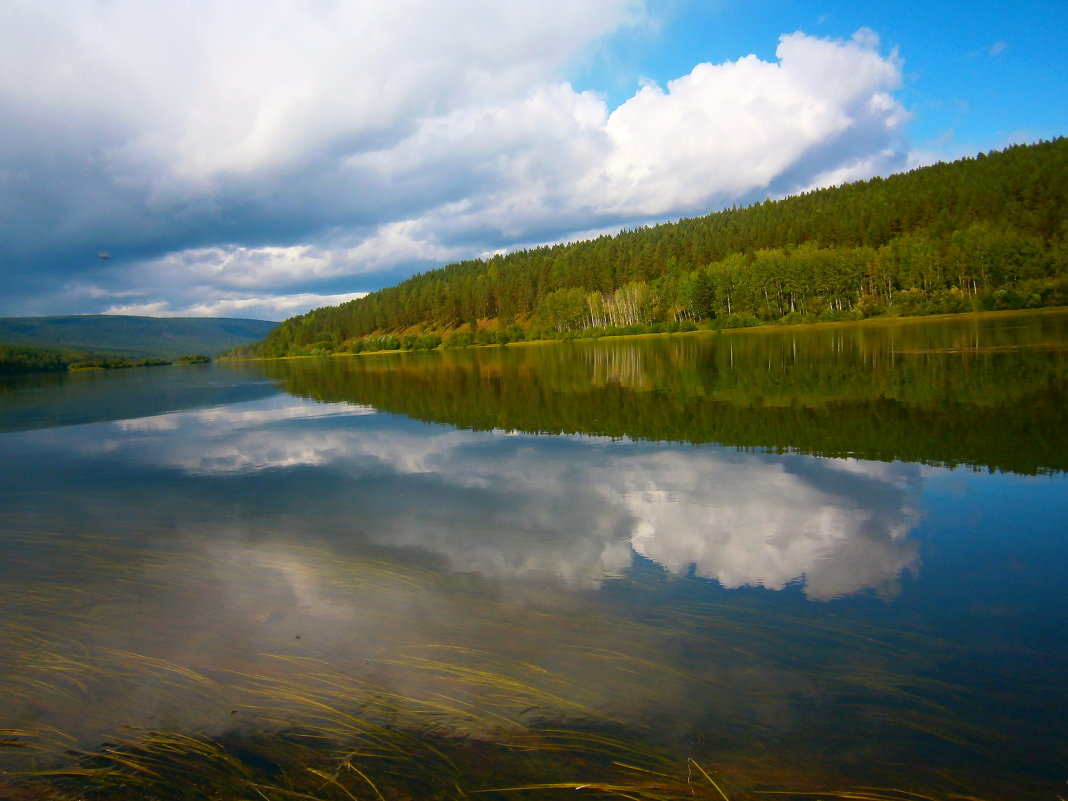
1 0 1065 322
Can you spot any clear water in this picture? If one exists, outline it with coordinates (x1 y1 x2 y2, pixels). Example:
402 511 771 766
1 311 1066 799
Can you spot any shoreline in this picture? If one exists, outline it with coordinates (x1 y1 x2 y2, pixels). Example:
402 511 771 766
221 306 1068 362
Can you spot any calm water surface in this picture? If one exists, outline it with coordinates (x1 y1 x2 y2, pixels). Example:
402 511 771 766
1 311 1066 800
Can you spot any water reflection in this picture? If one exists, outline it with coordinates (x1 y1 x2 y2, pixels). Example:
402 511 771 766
259 310 1068 474
15 392 922 599
111 395 376 473
2 317 1067 799
620 455 920 600
0 364 277 432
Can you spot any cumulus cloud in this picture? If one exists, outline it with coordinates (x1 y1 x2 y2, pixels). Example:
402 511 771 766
104 292 368 321
0 2 908 318
590 29 907 213
345 28 907 236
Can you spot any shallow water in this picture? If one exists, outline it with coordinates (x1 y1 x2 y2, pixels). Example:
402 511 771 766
1 311 1066 799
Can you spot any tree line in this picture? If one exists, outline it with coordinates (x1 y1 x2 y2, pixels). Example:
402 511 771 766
236 138 1068 358
0 345 212 375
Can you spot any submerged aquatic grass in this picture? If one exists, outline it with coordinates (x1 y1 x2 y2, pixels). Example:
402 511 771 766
0 531 1015 800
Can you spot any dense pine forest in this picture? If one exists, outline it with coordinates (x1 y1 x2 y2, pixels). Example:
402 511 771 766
242 139 1068 357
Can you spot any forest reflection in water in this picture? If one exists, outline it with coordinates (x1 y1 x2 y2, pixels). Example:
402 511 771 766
1 311 1066 800
259 309 1068 474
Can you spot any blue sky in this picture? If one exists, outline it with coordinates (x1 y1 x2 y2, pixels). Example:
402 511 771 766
0 0 1064 321
577 0 1066 153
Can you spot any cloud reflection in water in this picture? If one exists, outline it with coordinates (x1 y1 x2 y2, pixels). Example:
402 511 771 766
77 394 922 600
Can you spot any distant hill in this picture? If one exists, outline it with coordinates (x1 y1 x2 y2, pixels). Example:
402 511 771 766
0 315 278 359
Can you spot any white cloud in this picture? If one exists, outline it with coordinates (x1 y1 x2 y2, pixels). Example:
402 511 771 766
339 221 472 273
105 291 367 320
345 28 907 232
1 2 909 318
81 222 479 318
147 245 347 289
93 242 377 318
103 300 173 317
0 0 637 183
588 29 905 213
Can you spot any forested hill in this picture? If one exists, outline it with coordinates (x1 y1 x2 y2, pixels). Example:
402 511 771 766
247 138 1068 357
0 315 277 360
